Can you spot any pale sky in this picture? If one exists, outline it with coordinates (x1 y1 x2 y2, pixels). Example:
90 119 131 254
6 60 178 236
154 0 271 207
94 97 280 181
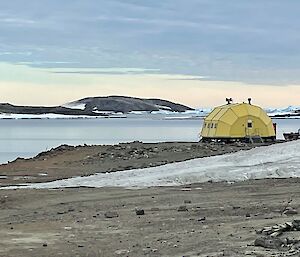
0 0 300 108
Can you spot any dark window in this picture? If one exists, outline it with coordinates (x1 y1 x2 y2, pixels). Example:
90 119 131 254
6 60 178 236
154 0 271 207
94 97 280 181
211 123 214 128
214 123 217 129
247 122 253 128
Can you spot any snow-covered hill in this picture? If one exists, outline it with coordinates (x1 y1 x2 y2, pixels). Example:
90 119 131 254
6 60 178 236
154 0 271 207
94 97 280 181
64 96 193 113
265 106 300 117
0 96 194 119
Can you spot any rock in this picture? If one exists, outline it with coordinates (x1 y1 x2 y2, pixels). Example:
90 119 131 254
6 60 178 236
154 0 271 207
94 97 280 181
115 249 130 255
181 188 192 191
292 220 300 230
104 211 119 218
43 243 48 247
283 207 298 215
254 236 285 249
135 209 145 215
150 207 160 211
270 231 283 237
153 147 159 153
178 205 188 212
246 213 251 218
184 200 192 204
198 217 206 222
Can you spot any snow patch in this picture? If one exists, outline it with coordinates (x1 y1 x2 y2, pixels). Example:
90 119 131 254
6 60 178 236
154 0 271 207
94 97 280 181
5 141 300 189
128 111 149 115
150 110 174 115
62 102 86 110
155 105 172 110
93 110 115 114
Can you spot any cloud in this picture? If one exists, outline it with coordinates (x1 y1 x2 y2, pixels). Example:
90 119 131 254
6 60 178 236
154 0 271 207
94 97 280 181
0 17 36 25
0 1 300 85
93 15 202 28
17 61 79 65
0 51 32 56
50 67 161 75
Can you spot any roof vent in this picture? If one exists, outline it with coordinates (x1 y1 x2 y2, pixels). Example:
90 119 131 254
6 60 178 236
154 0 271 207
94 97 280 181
226 98 233 104
248 98 252 105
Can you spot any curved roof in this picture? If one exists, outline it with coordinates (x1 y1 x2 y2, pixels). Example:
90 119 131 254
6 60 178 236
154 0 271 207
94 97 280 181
204 103 272 126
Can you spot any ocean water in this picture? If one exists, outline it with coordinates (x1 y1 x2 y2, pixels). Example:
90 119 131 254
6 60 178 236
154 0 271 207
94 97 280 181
0 118 299 164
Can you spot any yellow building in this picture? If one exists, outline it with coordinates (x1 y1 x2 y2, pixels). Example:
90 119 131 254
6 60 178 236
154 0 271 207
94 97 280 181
201 102 276 142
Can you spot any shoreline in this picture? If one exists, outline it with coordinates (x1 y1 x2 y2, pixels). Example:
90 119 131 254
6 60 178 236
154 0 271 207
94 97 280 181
0 140 278 187
0 114 299 120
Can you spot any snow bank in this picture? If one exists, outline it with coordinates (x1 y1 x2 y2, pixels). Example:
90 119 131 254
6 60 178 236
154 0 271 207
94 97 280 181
5 141 300 190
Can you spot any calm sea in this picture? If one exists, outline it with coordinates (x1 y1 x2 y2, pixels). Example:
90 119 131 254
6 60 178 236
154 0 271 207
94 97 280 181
0 118 299 164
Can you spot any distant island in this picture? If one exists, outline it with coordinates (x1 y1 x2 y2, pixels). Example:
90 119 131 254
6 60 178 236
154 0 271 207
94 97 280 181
0 96 299 119
0 96 194 117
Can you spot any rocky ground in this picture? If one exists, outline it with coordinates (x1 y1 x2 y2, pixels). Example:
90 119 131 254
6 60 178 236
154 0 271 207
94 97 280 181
0 141 273 186
0 178 299 257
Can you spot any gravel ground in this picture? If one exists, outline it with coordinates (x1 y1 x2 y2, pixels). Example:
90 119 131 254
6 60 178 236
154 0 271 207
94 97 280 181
0 178 299 257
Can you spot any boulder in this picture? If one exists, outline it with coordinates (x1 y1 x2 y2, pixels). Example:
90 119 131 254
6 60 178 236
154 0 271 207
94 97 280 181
104 211 119 218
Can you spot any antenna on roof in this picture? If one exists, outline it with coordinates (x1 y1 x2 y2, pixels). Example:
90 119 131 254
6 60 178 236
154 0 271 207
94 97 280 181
226 98 233 104
248 98 252 105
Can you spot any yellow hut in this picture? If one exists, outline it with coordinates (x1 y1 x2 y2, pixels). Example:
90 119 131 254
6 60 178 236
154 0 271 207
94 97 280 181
201 99 276 142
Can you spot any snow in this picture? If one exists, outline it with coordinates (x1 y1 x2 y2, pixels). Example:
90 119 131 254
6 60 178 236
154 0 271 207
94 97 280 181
154 105 172 110
62 102 86 110
128 111 149 115
266 106 300 116
269 112 298 117
5 140 300 190
93 110 115 114
150 110 174 115
184 109 211 116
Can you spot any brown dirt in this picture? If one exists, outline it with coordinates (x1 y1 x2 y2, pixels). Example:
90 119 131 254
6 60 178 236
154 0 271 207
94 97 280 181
0 178 299 257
